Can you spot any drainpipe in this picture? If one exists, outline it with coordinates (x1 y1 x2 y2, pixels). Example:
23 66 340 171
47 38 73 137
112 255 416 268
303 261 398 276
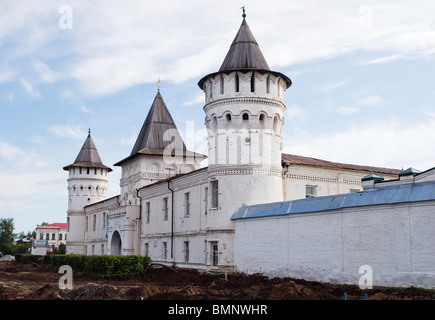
167 179 175 259
282 162 290 200
136 189 142 256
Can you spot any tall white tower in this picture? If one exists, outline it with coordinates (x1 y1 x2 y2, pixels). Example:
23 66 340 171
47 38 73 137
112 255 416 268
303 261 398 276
198 10 292 224
63 130 112 254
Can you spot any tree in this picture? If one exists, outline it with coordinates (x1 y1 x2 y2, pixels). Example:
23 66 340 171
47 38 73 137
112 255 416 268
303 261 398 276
0 218 15 255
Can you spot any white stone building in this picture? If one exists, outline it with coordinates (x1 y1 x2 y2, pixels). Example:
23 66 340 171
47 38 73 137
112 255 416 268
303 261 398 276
233 167 435 288
35 223 67 249
65 13 404 273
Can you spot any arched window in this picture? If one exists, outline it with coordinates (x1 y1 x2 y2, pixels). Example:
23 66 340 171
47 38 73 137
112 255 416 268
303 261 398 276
235 73 239 92
226 113 232 122
259 113 265 129
250 73 255 92
242 113 249 121
273 116 279 133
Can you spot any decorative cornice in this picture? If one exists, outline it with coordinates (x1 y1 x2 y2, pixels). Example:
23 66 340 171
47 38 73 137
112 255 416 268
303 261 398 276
208 166 282 177
204 97 285 113
284 173 361 185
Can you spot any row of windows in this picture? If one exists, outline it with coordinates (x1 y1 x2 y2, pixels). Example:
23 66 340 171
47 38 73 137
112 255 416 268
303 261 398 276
71 167 107 176
209 113 281 133
83 181 219 233
144 241 219 266
85 212 106 232
208 73 280 98
145 181 218 223
39 233 66 240
305 185 361 198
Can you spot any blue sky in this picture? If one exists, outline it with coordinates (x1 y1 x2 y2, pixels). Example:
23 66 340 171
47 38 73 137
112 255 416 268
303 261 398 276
1 0 435 234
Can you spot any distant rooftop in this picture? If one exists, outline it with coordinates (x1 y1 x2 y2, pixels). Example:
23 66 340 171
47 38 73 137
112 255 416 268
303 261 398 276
282 153 402 176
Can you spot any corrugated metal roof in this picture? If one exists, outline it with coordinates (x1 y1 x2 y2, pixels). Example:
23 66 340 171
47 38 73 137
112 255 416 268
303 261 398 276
63 132 112 171
282 153 401 176
231 180 435 220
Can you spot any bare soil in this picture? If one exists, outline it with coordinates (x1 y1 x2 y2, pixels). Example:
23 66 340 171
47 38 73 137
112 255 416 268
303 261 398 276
0 260 434 300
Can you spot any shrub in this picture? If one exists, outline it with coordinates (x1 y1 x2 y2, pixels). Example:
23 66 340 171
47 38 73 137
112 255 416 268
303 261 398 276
17 254 151 277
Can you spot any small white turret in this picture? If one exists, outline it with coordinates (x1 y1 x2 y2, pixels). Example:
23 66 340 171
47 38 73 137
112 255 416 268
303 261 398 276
63 130 112 254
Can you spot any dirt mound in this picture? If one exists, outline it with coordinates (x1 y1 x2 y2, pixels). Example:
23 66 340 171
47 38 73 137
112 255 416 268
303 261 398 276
1 260 434 300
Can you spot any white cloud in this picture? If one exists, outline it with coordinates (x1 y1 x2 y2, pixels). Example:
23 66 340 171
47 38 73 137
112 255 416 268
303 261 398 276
183 93 205 106
79 104 94 114
317 80 349 92
0 141 24 161
359 54 403 65
2 1 434 97
285 105 306 120
336 106 360 115
49 125 87 140
0 169 65 213
32 59 58 83
283 118 435 170
356 94 385 107
18 77 40 98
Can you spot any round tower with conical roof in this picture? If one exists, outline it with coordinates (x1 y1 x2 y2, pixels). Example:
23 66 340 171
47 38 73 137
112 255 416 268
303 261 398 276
63 130 112 254
198 11 291 220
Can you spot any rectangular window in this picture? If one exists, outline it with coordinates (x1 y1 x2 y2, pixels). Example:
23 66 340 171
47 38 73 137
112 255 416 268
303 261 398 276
163 242 167 260
52 233 56 240
211 181 219 208
163 197 169 220
46 233 49 240
59 233 62 240
102 212 106 229
101 244 104 255
146 202 150 223
211 242 219 267
306 186 316 198
40 233 43 240
144 243 149 257
204 187 208 215
92 215 96 231
184 241 189 262
185 192 190 217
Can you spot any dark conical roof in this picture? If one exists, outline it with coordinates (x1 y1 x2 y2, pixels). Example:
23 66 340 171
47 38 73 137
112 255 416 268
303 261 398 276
63 131 112 171
114 91 205 166
129 91 186 156
219 17 270 72
198 14 291 89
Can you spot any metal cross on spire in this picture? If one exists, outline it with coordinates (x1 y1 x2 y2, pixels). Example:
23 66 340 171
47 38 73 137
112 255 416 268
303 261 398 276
157 77 161 92
241 6 246 18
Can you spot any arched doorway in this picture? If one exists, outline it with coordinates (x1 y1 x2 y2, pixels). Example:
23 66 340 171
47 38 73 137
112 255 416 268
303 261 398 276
111 231 122 255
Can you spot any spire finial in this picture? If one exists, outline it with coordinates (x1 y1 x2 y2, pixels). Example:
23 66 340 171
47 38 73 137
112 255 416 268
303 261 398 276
88 127 91 135
157 77 161 92
241 6 246 19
